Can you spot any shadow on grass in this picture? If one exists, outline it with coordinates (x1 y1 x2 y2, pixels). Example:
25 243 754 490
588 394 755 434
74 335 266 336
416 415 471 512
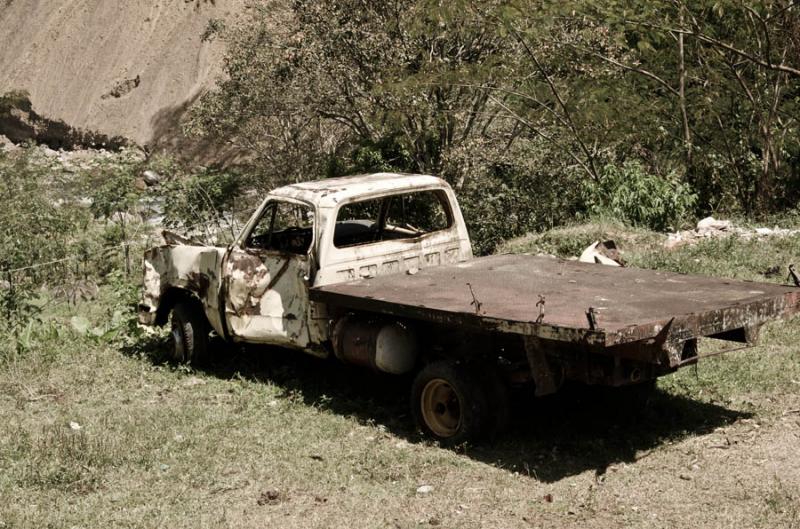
470 384 747 483
125 336 750 483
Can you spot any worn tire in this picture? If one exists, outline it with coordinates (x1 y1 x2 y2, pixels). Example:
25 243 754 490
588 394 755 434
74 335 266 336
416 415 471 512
411 361 489 446
170 300 209 365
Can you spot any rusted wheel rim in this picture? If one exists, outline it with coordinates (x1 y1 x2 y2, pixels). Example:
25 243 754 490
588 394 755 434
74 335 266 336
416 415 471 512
420 378 461 438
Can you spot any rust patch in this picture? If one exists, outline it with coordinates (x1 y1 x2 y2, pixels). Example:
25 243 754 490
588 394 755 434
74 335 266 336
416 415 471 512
186 272 211 299
231 252 265 275
240 303 262 317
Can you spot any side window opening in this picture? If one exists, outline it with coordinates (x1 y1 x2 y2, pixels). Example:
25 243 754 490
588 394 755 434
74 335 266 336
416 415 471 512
334 190 452 248
246 200 314 255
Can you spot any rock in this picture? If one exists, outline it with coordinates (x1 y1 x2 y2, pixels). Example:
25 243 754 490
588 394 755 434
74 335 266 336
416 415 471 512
257 489 285 505
142 169 161 186
696 216 731 231
134 177 147 191
68 421 82 431
667 219 799 250
0 134 18 151
416 485 434 494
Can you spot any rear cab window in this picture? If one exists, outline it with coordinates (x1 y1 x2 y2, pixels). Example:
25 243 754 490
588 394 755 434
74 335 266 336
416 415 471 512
333 190 453 248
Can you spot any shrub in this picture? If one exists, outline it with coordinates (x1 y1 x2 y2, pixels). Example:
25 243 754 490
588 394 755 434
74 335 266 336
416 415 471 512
582 161 696 231
161 167 245 243
0 148 92 284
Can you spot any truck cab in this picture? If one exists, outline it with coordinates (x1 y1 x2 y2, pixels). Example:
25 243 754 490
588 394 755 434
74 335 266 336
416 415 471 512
139 173 471 355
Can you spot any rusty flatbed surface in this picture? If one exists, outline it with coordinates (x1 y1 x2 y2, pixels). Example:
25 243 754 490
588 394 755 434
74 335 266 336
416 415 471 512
311 254 800 347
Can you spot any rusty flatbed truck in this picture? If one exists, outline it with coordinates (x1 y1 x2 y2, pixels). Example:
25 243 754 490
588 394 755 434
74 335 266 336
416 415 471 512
139 173 800 444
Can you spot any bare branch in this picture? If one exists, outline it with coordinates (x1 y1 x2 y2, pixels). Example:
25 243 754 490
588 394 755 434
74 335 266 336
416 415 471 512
506 26 600 179
560 43 680 97
486 94 597 182
627 19 800 77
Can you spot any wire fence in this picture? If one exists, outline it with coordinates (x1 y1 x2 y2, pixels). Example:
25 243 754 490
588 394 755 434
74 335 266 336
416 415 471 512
0 206 259 276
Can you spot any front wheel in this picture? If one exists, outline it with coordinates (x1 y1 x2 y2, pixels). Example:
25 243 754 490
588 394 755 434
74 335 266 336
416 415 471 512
411 361 489 446
170 300 209 365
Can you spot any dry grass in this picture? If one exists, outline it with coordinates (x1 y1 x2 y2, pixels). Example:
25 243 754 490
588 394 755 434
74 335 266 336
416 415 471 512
2 223 800 528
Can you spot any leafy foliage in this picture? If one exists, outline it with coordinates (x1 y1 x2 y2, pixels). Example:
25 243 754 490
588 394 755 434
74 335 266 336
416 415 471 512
583 161 697 231
0 148 96 296
161 168 243 230
186 0 800 250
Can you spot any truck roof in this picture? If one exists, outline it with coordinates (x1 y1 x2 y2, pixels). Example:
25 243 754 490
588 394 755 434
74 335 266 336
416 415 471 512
270 173 449 208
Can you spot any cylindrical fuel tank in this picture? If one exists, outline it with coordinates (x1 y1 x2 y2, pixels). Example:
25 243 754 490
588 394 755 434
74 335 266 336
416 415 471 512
332 316 418 374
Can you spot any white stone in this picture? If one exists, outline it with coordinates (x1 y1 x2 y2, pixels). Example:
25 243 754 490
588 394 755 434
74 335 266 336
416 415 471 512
696 216 731 231
142 170 161 186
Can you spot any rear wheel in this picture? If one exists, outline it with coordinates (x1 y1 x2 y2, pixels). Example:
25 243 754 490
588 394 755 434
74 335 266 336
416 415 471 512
170 300 209 365
411 361 489 445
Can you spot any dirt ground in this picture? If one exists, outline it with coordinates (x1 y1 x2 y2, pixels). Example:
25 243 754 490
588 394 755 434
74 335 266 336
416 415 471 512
0 0 245 145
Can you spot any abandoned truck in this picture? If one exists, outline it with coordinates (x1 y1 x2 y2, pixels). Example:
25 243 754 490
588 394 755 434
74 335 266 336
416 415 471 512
139 173 800 444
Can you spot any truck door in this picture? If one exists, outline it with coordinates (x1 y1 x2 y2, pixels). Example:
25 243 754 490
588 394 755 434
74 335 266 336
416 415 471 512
223 199 314 348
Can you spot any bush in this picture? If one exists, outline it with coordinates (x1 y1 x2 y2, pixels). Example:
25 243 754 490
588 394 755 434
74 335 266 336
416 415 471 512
0 148 92 285
582 161 696 231
160 167 246 244
443 138 585 255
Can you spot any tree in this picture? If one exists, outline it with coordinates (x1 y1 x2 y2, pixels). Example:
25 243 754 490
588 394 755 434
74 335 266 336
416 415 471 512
189 0 800 251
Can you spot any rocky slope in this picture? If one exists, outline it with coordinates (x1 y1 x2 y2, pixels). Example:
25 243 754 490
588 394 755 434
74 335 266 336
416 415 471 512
0 0 246 147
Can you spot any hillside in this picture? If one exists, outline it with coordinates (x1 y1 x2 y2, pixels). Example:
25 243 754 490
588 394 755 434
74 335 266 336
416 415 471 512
0 0 245 146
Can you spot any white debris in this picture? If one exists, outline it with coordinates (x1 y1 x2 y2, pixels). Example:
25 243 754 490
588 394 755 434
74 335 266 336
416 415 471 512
665 218 800 248
696 216 731 231
416 485 434 494
68 421 82 431
142 170 161 186
578 240 624 267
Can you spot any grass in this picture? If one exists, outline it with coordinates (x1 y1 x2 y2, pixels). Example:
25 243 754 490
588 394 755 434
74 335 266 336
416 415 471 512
2 221 800 528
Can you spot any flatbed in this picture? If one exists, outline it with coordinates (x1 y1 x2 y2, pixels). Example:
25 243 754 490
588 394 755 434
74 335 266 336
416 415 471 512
311 254 800 368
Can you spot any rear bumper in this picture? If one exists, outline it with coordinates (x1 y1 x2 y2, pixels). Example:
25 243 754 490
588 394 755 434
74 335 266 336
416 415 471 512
605 291 800 367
